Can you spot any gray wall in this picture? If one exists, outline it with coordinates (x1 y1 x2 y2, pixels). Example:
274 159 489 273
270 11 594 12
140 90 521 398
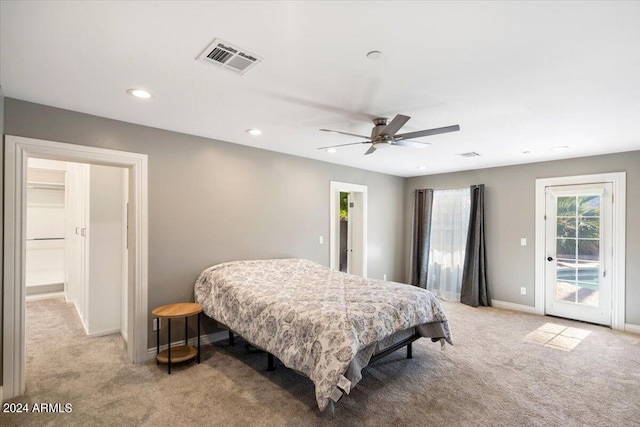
3 98 406 349
406 152 640 324
3 95 638 390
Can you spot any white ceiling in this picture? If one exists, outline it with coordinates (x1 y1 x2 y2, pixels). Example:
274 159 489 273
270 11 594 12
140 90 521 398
1 1 639 177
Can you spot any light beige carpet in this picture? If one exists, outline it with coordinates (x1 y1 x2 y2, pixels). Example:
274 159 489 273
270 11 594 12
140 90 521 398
1 297 639 426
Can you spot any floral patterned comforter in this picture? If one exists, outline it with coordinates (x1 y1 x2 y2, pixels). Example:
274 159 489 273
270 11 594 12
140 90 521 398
194 258 452 410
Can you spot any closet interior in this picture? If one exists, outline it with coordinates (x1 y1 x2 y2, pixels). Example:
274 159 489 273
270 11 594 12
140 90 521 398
26 157 128 339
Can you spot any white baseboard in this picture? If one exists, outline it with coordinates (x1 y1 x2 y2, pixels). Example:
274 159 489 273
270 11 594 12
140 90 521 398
491 300 538 315
86 328 121 338
492 301 640 333
146 330 229 361
25 291 65 302
625 323 640 335
72 301 91 335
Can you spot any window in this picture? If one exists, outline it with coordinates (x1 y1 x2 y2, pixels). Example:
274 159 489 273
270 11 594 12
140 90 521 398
426 188 471 300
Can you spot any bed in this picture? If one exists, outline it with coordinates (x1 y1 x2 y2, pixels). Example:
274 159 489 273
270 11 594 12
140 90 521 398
194 258 452 410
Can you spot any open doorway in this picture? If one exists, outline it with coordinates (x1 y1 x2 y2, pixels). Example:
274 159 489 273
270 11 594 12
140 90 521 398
26 157 128 334
339 192 349 272
330 181 367 278
3 136 148 400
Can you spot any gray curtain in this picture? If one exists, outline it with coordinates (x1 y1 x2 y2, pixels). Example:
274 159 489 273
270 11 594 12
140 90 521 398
460 184 491 307
410 189 434 288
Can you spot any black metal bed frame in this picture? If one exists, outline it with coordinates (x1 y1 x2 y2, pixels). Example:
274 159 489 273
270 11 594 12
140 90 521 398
226 330 420 372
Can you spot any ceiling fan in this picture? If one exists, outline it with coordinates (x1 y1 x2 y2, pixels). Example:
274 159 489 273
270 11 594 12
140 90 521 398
318 114 460 155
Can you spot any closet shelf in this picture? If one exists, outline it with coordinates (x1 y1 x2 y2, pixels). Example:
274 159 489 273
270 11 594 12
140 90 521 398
27 181 65 190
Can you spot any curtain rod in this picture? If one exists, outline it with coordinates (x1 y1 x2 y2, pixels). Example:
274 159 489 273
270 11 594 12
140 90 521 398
415 186 473 192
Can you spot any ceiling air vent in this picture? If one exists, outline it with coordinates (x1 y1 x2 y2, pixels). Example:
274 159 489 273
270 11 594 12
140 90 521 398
197 38 262 75
459 152 481 157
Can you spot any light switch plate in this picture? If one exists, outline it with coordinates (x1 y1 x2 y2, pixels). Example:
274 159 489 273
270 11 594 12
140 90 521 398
319 236 324 244
521 238 527 246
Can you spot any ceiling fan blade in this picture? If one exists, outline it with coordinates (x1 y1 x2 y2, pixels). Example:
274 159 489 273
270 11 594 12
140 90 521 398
380 114 410 137
395 125 460 140
317 141 369 150
319 129 371 139
393 140 431 148
364 146 377 155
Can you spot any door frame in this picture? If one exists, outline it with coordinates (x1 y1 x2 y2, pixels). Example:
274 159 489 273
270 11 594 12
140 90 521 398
3 135 149 399
544 183 612 325
329 181 367 278
534 172 626 330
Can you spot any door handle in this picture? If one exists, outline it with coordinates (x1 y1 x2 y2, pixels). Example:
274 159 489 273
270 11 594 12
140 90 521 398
547 256 553 262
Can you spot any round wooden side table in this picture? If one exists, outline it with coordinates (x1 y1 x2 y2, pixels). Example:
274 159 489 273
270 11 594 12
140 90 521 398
152 302 203 374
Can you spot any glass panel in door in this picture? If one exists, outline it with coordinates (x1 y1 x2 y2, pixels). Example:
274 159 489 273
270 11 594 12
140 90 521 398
554 195 601 307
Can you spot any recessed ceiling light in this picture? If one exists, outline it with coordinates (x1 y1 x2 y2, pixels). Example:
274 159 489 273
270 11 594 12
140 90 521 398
551 145 569 151
417 165 427 170
246 129 262 136
326 148 337 154
127 88 152 99
366 50 383 60
522 150 532 154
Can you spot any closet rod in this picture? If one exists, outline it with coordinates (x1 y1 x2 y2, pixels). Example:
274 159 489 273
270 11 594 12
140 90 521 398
27 238 65 241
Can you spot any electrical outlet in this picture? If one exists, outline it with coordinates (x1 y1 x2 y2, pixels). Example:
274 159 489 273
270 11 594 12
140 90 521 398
383 274 387 281
153 318 160 331
319 236 324 244
520 287 527 295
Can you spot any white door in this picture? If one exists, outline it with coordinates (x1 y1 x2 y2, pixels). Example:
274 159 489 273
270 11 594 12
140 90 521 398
544 183 613 325
349 192 364 277
87 164 126 335
65 162 89 321
346 193 353 274
330 181 367 278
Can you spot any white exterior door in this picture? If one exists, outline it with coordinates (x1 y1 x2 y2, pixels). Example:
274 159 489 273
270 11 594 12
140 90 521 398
544 183 613 325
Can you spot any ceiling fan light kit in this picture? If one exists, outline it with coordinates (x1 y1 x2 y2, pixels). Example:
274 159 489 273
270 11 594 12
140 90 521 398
318 114 460 156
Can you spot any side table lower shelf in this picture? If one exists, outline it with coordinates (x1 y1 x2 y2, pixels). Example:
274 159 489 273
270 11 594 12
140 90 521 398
156 345 198 363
